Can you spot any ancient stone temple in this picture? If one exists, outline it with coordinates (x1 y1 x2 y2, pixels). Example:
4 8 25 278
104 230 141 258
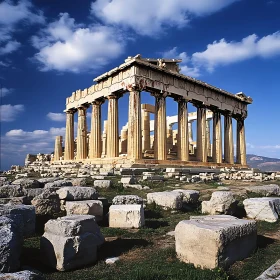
54 54 252 168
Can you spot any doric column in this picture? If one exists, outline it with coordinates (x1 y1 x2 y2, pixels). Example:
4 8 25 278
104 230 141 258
76 106 88 160
64 110 75 160
167 125 173 153
153 92 167 160
127 89 142 159
206 120 211 157
89 99 103 159
120 127 128 154
236 117 247 165
177 97 189 161
196 104 207 162
102 120 108 157
54 136 63 161
224 112 234 164
212 110 222 163
142 110 150 152
188 121 193 142
107 94 119 158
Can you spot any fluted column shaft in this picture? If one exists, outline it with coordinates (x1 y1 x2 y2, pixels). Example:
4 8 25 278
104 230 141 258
76 106 88 160
127 89 142 159
196 105 207 162
64 110 75 160
236 118 247 165
212 111 222 163
54 136 63 161
89 100 103 159
142 110 150 152
102 120 108 157
188 122 193 142
177 98 189 161
107 95 119 158
224 113 234 164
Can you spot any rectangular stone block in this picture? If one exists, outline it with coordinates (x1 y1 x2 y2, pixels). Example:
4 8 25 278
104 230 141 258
147 192 182 209
56 187 98 201
175 215 257 269
109 205 144 228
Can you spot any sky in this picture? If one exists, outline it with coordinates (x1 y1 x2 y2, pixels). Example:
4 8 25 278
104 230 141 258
1 0 280 170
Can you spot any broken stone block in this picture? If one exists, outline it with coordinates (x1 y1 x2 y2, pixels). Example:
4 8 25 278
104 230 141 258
112 195 143 205
143 175 164 181
31 189 60 216
175 215 257 269
0 204 35 236
172 189 200 204
243 197 280 222
246 184 280 197
147 191 182 209
0 177 10 187
0 270 44 280
202 191 238 215
93 180 112 188
71 178 89 186
65 200 103 221
109 205 145 228
0 216 23 272
121 176 136 185
56 187 98 201
41 215 104 271
44 180 73 189
255 259 280 279
12 179 41 189
0 185 26 198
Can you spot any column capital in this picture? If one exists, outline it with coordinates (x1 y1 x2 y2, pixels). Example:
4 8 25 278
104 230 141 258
150 91 168 99
223 110 233 117
174 95 190 103
192 101 205 109
91 98 105 106
65 108 76 114
107 93 122 100
127 86 141 93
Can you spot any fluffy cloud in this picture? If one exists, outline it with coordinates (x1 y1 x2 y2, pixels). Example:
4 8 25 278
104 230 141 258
0 87 14 97
91 0 239 36
47 112 65 122
193 32 280 71
0 104 24 122
32 13 125 72
0 0 44 56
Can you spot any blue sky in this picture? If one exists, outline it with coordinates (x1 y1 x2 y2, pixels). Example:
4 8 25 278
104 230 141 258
1 0 280 170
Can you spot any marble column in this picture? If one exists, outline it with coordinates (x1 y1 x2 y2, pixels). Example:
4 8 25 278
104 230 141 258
196 105 207 162
64 110 75 160
177 98 189 161
206 120 211 157
54 136 63 161
127 89 142 159
102 120 108 157
212 110 222 163
142 110 150 152
167 125 173 153
153 93 167 160
224 113 234 164
89 100 103 159
188 122 193 142
107 94 119 158
236 117 247 165
120 127 128 154
76 106 88 160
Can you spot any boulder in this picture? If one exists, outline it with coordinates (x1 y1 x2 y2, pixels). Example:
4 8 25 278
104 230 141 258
202 191 238 215
0 185 26 198
175 215 257 269
255 259 280 279
31 189 60 216
93 180 112 188
109 205 145 228
56 187 98 201
0 216 23 272
243 197 280 222
0 204 35 236
147 192 182 209
112 195 143 205
246 184 280 197
65 200 103 221
11 179 41 189
41 215 104 271
0 270 44 280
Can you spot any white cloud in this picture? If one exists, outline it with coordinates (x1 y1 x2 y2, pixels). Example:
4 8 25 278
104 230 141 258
0 61 10 67
0 104 24 122
192 32 280 71
0 87 14 97
0 0 45 56
32 13 125 72
91 0 239 36
47 112 65 122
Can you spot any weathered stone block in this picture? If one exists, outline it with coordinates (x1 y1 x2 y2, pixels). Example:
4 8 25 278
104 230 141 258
112 195 143 205
65 200 103 220
172 189 200 204
109 205 145 228
0 270 44 280
93 180 112 188
0 185 26 198
56 187 98 201
255 259 280 279
175 215 257 269
147 192 182 209
44 180 73 189
121 177 136 185
202 191 237 215
243 197 280 222
12 179 41 189
246 184 280 197
0 204 35 236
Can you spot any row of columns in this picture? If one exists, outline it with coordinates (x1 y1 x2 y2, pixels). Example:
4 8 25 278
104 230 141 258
63 90 247 165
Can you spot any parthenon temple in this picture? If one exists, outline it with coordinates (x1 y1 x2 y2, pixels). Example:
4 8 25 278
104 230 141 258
53 54 253 168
